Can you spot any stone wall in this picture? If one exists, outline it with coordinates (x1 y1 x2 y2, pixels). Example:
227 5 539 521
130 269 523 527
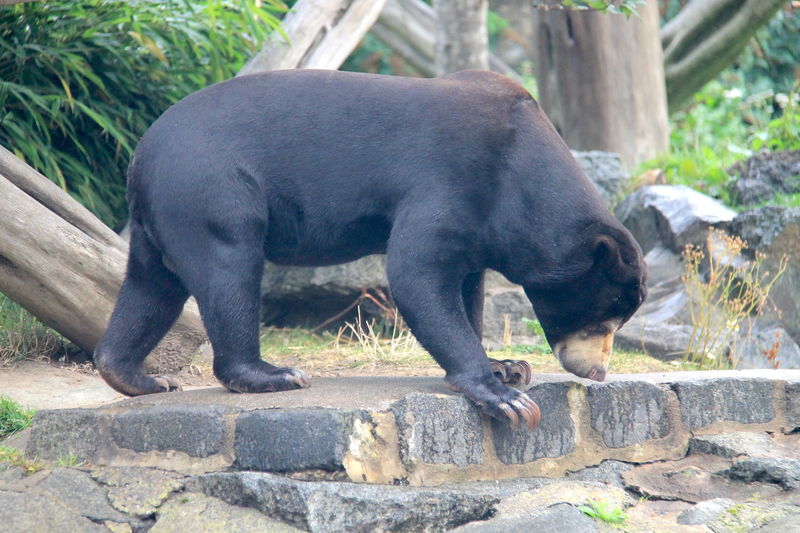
24 371 800 486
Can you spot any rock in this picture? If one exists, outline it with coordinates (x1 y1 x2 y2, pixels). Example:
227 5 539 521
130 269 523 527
28 468 132 524
452 503 599 533
573 150 631 208
689 432 774 458
491 383 575 464
615 320 694 360
676 498 735 525
565 460 635 489
587 382 671 448
481 273 538 349
721 457 800 490
672 378 775 430
393 393 485 467
190 471 497 532
731 206 800 342
641 245 684 285
707 501 800 533
261 255 389 327
787 382 800 428
727 150 800 206
26 408 112 463
621 455 782 503
615 184 736 254
111 405 228 457
90 466 185 518
152 492 302 533
0 489 107 532
235 409 361 472
732 327 800 370
452 479 631 533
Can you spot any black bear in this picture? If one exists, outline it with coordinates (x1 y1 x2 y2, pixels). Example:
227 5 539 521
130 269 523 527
95 70 646 430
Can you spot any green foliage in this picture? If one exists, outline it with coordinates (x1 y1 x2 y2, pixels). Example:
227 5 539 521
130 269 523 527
750 88 800 152
0 294 72 366
734 7 800 98
578 500 627 524
0 0 283 227
641 76 800 205
0 396 34 440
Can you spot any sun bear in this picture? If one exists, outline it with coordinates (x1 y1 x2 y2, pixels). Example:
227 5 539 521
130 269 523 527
95 70 646 430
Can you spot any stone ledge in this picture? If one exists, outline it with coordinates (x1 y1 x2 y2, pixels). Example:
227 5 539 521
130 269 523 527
23 371 800 485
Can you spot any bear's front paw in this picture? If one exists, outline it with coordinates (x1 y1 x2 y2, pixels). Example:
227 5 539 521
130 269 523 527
152 375 182 392
445 374 541 430
488 359 532 390
218 363 311 393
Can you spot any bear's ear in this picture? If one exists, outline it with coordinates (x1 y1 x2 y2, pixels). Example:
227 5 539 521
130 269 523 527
593 235 635 283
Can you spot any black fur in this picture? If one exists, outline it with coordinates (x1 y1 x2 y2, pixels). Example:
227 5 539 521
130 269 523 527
95 70 645 423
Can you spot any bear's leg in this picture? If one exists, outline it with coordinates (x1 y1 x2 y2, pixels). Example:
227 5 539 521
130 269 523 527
461 271 485 339
386 238 540 429
184 240 310 394
462 271 532 390
94 224 190 396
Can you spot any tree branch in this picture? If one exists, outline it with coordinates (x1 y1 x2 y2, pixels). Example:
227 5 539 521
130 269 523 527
662 0 786 113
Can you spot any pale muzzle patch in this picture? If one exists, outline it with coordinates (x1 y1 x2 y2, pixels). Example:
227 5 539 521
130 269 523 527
552 319 621 381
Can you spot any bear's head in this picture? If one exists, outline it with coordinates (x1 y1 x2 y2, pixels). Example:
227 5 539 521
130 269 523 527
524 227 646 381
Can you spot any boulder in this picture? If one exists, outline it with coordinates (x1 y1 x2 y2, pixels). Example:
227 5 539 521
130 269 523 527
615 184 736 254
572 150 631 208
732 327 800 370
727 150 800 206
730 206 800 342
481 270 538 349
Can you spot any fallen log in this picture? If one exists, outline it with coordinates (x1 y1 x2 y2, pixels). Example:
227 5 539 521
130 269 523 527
0 146 205 372
239 0 388 75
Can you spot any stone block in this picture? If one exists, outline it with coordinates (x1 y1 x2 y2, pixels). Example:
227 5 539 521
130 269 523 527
111 405 227 457
588 381 670 448
492 383 574 464
25 408 111 462
672 378 775 430
688 432 773 458
721 457 800 490
393 393 484 467
786 381 800 428
234 409 358 472
191 471 497 533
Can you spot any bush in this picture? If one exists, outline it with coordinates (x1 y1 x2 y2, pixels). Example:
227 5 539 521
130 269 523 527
0 0 283 228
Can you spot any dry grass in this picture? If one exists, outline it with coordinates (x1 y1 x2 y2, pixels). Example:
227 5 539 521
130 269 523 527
252 318 698 379
0 295 73 367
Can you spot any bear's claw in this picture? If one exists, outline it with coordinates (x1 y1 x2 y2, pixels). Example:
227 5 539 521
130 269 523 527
153 375 182 392
445 374 541 431
489 359 532 390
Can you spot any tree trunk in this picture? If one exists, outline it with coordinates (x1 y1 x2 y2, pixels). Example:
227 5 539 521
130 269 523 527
239 0 388 75
373 0 516 78
662 0 786 113
0 147 205 373
433 0 489 75
530 0 669 168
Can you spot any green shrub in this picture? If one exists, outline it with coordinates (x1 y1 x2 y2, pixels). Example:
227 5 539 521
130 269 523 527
0 0 283 227
0 396 34 440
641 78 800 205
